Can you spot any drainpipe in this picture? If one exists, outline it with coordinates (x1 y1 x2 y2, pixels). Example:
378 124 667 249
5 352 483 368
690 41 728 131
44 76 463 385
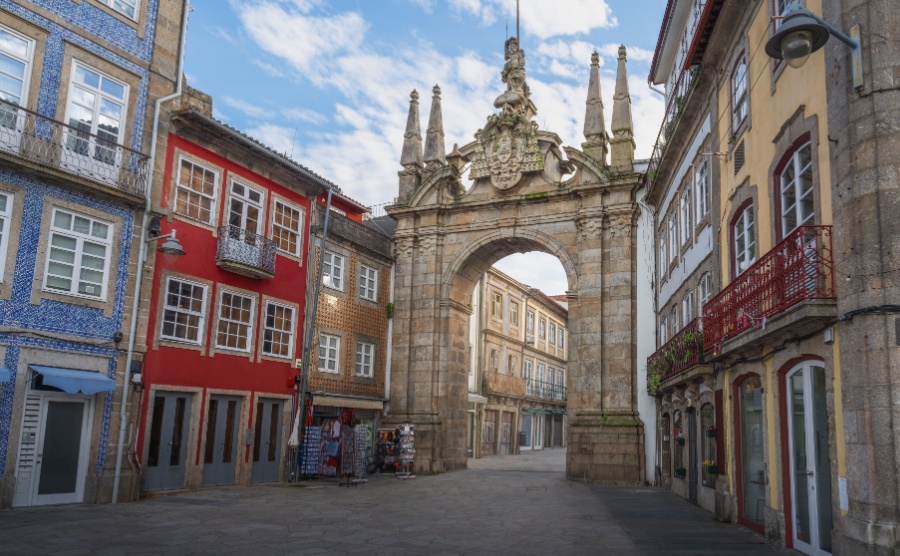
384 262 395 413
289 188 333 478
112 0 190 504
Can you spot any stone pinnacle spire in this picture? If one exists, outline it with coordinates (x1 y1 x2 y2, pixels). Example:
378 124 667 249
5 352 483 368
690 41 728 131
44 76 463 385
400 89 424 169
610 45 636 172
423 84 446 167
582 51 608 165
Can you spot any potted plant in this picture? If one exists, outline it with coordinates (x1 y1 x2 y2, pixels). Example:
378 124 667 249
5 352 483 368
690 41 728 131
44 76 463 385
674 466 687 479
675 434 685 446
706 424 716 438
703 460 718 475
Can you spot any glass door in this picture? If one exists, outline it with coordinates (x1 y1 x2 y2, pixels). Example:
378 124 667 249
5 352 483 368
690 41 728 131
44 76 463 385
144 392 192 491
251 398 283 483
738 376 766 532
787 363 833 555
33 398 90 505
202 395 242 487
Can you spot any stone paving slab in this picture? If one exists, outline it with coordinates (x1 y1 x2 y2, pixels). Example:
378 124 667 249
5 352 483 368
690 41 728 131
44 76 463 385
0 449 789 555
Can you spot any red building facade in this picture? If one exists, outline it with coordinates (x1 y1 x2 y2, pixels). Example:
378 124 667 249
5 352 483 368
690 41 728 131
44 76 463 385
135 103 334 491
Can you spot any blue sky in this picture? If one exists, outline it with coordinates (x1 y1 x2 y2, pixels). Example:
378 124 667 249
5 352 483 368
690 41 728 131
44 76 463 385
183 0 667 295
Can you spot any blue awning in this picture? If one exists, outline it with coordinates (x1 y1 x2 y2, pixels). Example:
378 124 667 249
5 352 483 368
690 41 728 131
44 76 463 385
29 366 116 394
0 366 10 383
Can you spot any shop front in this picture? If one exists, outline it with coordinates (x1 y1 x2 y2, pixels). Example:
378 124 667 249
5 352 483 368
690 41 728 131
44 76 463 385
298 395 382 478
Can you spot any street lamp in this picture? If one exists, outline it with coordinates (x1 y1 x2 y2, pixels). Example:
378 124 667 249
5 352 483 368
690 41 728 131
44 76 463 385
765 4 863 89
147 215 187 257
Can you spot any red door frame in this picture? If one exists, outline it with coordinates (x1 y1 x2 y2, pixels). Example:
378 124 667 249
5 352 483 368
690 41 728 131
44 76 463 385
732 372 765 534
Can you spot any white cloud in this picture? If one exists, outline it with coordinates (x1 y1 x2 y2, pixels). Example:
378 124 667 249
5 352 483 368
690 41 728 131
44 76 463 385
598 43 654 64
449 0 615 37
494 253 569 296
222 96 274 119
244 123 298 157
284 107 327 125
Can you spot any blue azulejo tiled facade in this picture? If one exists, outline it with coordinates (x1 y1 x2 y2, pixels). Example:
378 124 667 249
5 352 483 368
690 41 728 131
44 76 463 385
0 0 171 507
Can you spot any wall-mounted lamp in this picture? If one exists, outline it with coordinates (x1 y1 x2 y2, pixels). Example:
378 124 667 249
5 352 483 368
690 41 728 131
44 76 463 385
765 4 862 88
147 216 187 257
130 360 143 392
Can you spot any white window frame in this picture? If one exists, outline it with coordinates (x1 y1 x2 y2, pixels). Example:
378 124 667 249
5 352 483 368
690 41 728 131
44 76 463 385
733 205 757 275
322 251 344 291
536 363 545 398
549 323 556 345
490 349 499 372
732 54 749 132
0 23 34 119
671 306 680 334
272 199 305 257
509 301 519 328
491 291 502 318
660 316 668 345
779 141 815 237
526 310 535 333
63 60 129 169
699 272 712 306
558 328 564 349
507 354 516 376
160 277 208 345
696 158 710 221
261 301 295 359
556 370 565 400
318 333 340 373
97 0 141 20
538 317 546 340
355 341 374 378
659 236 667 279
215 289 256 353
43 208 113 299
680 189 692 244
0 191 13 281
524 360 534 394
683 290 694 324
668 212 678 261
174 155 219 225
227 177 264 235
359 264 378 302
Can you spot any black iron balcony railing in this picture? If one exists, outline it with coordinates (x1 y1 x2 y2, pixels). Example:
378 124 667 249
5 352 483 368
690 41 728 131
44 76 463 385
216 225 277 278
525 378 567 402
0 98 149 197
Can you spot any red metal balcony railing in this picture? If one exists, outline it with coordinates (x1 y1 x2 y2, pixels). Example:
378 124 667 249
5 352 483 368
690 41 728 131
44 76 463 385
703 225 835 352
647 317 704 393
0 98 150 197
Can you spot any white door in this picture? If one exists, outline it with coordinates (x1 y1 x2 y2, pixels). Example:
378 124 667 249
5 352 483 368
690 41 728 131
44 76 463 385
787 363 833 555
17 395 93 506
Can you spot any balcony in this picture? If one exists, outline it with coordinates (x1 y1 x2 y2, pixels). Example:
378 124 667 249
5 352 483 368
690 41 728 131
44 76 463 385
703 225 835 357
646 318 705 394
0 98 149 199
216 225 277 279
525 378 567 403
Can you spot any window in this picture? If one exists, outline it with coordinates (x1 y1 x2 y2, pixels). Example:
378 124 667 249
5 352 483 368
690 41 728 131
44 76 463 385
510 301 519 328
779 141 814 238
538 317 546 339
0 25 33 131
161 277 207 344
0 191 13 279
701 403 717 487
65 62 128 166
773 0 802 28
671 306 680 334
668 213 678 262
216 291 254 352
491 291 502 318
272 199 304 256
558 328 564 349
44 209 112 298
536 363 545 398
556 370 564 400
322 251 344 290
507 354 516 375
659 236 667 279
549 323 556 345
489 349 499 372
228 179 263 234
262 302 294 358
175 157 218 224
355 342 374 377
318 333 340 373
733 204 756 275
731 54 749 131
526 310 535 333
683 290 694 323
524 360 534 395
359 264 378 301
97 0 140 19
696 158 710 221
699 272 712 306
660 316 668 345
680 190 692 244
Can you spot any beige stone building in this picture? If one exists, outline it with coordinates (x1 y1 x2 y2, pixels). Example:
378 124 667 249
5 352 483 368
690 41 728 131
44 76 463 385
467 268 567 459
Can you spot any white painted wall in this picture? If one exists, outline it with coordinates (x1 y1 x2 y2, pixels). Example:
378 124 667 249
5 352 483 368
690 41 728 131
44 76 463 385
636 186 658 484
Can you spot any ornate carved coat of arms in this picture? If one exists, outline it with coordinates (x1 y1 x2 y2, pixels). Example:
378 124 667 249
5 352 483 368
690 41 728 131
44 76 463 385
469 107 544 190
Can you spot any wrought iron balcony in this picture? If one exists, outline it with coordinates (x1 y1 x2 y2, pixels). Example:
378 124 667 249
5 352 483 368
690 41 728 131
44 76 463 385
216 225 277 279
647 318 704 394
525 378 567 402
0 98 149 198
703 225 835 352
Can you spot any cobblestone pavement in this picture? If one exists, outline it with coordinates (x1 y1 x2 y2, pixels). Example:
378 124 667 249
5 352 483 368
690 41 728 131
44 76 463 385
0 449 788 555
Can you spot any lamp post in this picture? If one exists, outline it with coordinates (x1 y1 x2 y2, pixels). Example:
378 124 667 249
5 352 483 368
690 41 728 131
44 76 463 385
765 4 863 89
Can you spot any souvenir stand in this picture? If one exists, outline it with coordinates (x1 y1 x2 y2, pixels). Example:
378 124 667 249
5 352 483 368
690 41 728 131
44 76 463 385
396 423 416 479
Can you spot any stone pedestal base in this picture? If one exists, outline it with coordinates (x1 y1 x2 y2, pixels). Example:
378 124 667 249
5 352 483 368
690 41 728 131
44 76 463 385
566 412 644 484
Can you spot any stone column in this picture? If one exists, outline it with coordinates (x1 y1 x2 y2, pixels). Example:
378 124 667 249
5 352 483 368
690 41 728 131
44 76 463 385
822 0 900 553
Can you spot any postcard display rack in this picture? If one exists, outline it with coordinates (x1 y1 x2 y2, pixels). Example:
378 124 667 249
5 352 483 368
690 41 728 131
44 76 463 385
396 423 416 479
338 424 369 487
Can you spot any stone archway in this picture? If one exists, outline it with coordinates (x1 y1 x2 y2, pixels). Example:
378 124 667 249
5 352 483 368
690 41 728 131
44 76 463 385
385 44 645 483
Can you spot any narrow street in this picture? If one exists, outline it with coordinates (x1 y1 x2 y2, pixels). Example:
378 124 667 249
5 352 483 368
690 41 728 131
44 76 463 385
1 449 786 555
